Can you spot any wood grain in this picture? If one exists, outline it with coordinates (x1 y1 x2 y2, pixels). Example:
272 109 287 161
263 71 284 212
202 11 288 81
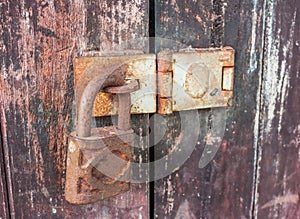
1 0 299 218
0 125 9 219
255 0 300 217
154 0 265 218
0 0 149 218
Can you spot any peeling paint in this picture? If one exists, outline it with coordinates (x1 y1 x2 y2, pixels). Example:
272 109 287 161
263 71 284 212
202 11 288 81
0 0 149 217
254 0 300 218
175 200 196 219
97 0 146 51
166 176 175 214
52 208 57 214
248 0 259 74
261 194 299 210
263 0 280 134
277 11 296 137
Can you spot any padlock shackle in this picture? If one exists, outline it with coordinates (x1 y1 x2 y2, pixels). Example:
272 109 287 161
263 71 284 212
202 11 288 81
75 60 127 137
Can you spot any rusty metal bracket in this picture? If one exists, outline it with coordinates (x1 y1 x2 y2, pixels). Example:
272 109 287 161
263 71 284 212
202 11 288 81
74 51 156 116
158 46 235 114
74 47 234 116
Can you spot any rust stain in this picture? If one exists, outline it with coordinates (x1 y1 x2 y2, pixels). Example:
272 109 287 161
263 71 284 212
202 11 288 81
158 47 235 113
74 54 156 117
157 50 173 72
195 15 202 23
66 76 138 203
65 126 133 204
218 46 235 66
158 71 173 97
185 63 209 99
158 97 173 115
222 67 234 91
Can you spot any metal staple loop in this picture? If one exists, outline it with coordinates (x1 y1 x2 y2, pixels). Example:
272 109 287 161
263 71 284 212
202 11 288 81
75 62 128 137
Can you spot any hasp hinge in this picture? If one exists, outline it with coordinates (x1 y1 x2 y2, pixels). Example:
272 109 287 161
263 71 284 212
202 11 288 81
74 47 234 116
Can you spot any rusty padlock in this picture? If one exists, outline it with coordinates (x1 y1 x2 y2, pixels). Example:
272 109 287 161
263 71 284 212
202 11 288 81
65 63 139 204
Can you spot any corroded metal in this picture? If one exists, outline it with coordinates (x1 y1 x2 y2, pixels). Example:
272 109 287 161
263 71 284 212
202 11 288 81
157 50 173 114
75 63 128 137
105 80 139 131
157 97 172 115
75 48 234 117
65 127 133 204
157 46 235 114
74 53 156 116
222 66 234 91
65 59 138 204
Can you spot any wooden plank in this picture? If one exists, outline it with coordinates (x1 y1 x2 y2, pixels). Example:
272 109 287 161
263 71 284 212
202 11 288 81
255 0 300 217
154 0 265 218
0 0 149 218
0 124 10 219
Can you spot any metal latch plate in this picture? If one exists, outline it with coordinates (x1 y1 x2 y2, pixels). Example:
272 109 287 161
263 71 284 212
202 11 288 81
74 53 156 116
74 47 234 116
158 47 234 114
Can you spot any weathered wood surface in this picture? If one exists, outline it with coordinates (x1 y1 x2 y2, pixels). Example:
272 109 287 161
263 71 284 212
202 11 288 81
254 0 300 217
1 0 299 218
0 0 149 218
154 0 265 218
0 127 9 219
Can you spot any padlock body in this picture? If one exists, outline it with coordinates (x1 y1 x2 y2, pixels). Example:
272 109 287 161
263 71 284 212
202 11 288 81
65 126 134 204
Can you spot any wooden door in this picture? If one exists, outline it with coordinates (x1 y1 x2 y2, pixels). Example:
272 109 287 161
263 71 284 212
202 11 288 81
154 0 262 217
0 1 150 218
154 0 299 218
0 127 9 218
0 0 299 218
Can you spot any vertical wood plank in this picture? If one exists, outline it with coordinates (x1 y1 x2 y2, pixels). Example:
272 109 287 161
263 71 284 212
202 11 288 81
0 125 9 219
154 0 265 218
255 0 300 217
0 0 149 218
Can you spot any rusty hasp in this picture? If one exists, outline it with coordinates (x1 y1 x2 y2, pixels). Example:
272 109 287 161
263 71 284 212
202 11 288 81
74 52 156 116
157 47 235 114
74 48 234 117
65 58 139 204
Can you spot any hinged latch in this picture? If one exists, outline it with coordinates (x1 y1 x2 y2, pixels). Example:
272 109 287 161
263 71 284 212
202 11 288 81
74 47 234 116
